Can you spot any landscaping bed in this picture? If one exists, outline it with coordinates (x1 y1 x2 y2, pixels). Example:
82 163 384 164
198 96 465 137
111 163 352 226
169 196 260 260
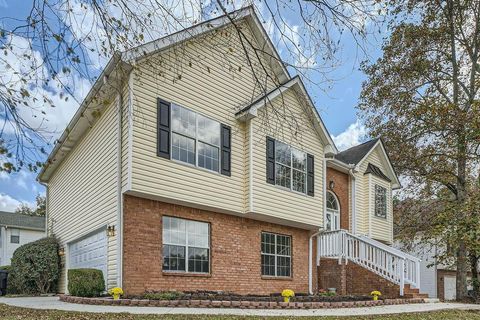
59 294 425 309
130 291 372 303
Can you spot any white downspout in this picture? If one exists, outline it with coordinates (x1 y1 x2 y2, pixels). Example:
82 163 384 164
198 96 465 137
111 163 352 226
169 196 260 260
349 169 356 235
323 157 327 227
309 231 321 295
248 119 254 212
116 92 124 288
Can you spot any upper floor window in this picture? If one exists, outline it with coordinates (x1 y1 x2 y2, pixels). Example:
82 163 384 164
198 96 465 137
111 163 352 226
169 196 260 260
326 191 340 231
157 98 231 176
162 216 210 274
171 104 221 172
374 185 387 218
274 140 307 194
261 232 291 277
10 228 20 244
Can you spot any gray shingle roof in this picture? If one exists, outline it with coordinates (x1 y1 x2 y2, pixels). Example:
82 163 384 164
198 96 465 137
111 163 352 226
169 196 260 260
0 211 45 231
335 138 380 165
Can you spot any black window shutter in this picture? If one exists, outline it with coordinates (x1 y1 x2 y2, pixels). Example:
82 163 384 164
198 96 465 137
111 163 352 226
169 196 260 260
157 98 171 159
266 137 275 184
221 124 231 176
307 154 314 196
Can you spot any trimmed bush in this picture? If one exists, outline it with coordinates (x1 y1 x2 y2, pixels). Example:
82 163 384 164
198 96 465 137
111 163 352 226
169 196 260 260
68 269 105 297
143 291 183 300
8 237 59 294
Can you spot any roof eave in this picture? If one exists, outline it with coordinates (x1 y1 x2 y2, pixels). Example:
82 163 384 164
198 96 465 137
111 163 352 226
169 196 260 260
0 224 45 232
122 6 290 84
38 53 131 183
355 139 402 189
235 76 338 152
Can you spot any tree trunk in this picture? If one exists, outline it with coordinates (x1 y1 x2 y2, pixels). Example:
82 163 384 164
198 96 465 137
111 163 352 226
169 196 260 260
456 241 469 300
470 254 479 299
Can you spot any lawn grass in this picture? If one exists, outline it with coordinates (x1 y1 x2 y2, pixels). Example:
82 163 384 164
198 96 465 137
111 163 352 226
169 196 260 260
0 304 479 320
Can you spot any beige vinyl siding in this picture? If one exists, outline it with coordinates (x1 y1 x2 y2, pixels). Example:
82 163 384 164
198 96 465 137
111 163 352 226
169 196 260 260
48 99 119 292
369 175 393 243
250 89 324 227
354 146 393 244
121 82 131 191
130 23 276 214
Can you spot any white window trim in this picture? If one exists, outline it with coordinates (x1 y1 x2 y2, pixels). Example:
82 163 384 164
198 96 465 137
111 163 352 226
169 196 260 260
261 232 292 277
10 228 20 244
274 140 307 195
171 103 221 174
374 184 388 219
162 217 210 274
326 191 340 231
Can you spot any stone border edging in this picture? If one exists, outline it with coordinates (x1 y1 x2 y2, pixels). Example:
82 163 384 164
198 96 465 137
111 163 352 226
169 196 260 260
59 295 425 309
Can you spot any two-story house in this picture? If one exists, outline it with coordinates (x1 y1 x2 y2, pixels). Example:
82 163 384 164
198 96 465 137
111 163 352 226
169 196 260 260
38 7 424 298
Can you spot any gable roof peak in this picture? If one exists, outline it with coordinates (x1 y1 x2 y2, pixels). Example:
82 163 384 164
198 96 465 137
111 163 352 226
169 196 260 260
335 138 380 165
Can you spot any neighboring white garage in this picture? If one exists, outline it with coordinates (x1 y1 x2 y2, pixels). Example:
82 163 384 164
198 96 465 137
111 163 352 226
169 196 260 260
68 229 108 283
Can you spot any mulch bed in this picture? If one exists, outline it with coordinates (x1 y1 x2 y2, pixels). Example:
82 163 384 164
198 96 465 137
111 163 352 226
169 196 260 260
127 291 372 303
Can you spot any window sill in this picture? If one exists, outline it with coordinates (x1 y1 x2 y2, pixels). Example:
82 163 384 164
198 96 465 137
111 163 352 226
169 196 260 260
373 214 388 221
272 184 310 198
261 276 293 281
170 158 227 177
162 271 211 278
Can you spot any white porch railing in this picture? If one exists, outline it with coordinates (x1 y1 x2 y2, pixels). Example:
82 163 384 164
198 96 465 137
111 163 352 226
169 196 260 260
318 230 421 296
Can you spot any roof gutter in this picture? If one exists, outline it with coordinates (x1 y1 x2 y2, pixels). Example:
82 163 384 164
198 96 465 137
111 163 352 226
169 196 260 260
0 224 45 232
37 53 123 183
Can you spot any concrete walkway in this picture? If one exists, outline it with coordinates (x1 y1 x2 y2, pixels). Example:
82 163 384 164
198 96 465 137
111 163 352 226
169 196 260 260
0 296 479 317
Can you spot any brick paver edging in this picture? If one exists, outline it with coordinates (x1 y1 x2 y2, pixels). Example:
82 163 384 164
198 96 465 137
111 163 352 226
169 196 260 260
59 295 425 309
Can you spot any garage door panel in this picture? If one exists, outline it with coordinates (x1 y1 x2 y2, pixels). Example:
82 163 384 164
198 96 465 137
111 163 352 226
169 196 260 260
69 230 107 282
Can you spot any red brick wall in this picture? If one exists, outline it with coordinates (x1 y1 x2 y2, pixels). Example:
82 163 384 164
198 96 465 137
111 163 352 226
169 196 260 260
326 168 350 231
318 258 400 298
123 195 317 295
317 259 346 294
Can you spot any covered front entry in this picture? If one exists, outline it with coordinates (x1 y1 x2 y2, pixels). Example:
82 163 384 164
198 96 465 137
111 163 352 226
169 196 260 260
325 167 350 231
68 229 108 281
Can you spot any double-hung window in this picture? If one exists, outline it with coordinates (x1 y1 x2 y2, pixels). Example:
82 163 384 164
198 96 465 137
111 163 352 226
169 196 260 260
275 141 307 193
374 185 387 218
10 228 20 244
261 232 292 277
171 104 221 172
162 216 210 273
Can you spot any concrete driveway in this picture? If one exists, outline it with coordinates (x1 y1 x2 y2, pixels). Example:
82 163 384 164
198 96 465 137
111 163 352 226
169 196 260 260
1 296 480 316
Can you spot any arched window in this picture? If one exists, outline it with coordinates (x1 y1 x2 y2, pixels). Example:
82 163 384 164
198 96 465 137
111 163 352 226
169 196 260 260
326 192 340 231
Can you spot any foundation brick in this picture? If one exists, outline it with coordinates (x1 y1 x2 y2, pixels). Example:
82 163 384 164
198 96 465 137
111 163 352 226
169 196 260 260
122 195 317 295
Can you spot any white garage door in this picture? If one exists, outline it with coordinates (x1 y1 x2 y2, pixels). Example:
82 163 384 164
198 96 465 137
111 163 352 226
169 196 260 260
444 276 456 301
69 230 107 281
444 275 473 301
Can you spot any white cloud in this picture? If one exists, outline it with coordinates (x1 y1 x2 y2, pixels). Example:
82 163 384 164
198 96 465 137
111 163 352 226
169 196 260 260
332 120 368 151
0 193 21 212
0 34 91 145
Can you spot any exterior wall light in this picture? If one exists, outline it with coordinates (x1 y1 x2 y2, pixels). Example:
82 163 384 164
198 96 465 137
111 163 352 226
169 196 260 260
107 225 116 237
329 180 335 190
58 247 65 257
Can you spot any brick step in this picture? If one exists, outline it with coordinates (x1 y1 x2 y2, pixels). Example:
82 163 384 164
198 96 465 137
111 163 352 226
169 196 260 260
404 288 420 294
403 293 429 299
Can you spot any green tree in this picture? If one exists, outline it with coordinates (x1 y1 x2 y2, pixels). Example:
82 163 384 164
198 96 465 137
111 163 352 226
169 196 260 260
15 195 46 217
359 0 480 300
0 1 382 173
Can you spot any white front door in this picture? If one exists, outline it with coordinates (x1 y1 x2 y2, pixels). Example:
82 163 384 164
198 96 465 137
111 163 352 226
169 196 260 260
326 191 340 231
69 229 108 282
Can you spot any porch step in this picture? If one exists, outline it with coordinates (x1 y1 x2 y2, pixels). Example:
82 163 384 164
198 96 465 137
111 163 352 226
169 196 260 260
403 284 428 298
403 293 429 299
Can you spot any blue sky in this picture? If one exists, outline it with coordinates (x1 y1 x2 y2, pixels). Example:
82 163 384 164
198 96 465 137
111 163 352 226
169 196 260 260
0 1 384 211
